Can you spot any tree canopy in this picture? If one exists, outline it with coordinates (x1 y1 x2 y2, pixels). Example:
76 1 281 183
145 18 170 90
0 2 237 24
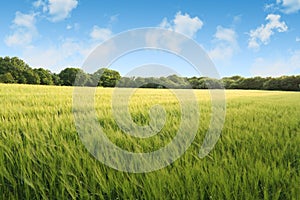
0 56 300 91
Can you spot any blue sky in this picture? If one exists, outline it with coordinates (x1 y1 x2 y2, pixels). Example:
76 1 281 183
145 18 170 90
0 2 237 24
1 0 300 77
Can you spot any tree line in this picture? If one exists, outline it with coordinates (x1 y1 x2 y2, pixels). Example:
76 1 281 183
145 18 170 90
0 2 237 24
0 57 120 87
1 56 300 91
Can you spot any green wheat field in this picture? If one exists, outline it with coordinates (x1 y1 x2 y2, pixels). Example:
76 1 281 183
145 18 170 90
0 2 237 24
0 84 299 199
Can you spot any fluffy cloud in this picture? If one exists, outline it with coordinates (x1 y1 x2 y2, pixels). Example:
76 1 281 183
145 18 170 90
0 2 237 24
208 26 239 61
13 12 37 28
90 26 113 41
276 0 300 14
34 0 78 22
159 12 203 38
251 50 300 76
296 37 300 42
48 0 78 21
248 14 287 50
5 12 38 47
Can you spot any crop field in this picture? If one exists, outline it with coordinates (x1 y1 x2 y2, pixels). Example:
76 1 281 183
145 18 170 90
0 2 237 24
0 84 299 199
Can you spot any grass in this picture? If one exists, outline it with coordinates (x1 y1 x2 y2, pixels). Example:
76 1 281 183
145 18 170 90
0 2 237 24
0 84 299 199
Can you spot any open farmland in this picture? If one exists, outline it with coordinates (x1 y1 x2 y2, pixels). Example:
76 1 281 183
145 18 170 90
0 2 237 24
0 84 299 199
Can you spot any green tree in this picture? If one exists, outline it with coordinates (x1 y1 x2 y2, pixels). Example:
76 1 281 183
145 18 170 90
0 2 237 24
0 56 36 84
59 68 88 86
0 72 15 83
117 77 135 87
187 77 207 89
279 76 300 91
90 68 106 86
205 78 224 89
221 76 245 89
167 75 190 88
238 76 265 90
99 68 121 87
24 70 40 84
34 68 54 85
51 73 61 85
263 78 281 90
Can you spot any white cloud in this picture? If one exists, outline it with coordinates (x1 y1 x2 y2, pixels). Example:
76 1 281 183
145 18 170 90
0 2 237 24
22 38 98 72
33 0 48 12
13 12 36 28
5 32 35 47
248 14 288 50
66 23 79 30
276 0 300 14
48 0 78 22
296 37 300 42
159 18 171 29
20 35 115 73
214 26 237 44
159 12 203 38
264 3 275 11
90 26 113 41
34 0 78 22
208 26 239 61
5 12 38 47
251 50 300 76
23 47 64 71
